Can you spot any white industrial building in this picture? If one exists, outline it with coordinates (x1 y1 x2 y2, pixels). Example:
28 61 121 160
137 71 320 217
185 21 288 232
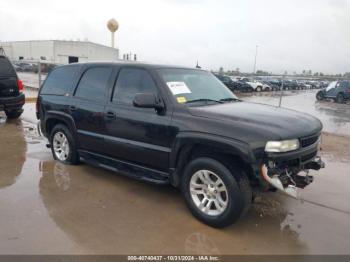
0 40 119 64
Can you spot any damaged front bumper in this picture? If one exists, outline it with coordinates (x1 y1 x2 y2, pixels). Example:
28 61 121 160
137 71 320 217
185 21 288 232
261 157 325 198
260 135 325 198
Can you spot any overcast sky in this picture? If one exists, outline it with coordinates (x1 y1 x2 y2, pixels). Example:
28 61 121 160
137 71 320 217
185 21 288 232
1 0 349 74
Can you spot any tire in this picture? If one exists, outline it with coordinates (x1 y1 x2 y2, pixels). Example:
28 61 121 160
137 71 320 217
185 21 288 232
256 86 262 92
336 93 345 104
181 157 252 228
316 91 324 101
264 87 270 92
49 124 79 165
5 110 23 119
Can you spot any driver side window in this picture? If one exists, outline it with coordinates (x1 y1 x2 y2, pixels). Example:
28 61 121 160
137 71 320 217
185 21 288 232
113 68 158 105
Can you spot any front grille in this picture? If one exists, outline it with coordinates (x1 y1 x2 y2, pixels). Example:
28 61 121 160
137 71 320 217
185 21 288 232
301 134 319 148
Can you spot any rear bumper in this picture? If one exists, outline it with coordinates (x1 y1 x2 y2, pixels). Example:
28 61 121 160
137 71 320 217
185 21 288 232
0 93 25 111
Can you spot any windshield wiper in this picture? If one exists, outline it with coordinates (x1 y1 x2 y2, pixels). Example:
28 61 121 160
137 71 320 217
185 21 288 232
186 98 223 104
219 97 241 102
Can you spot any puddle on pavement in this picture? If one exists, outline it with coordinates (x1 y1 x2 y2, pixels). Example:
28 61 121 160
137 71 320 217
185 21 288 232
0 118 350 254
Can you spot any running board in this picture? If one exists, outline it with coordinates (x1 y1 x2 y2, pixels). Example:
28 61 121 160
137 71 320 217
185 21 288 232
78 150 170 185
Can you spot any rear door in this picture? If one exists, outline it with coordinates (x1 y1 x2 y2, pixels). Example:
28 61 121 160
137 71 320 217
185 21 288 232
71 65 113 154
0 56 18 98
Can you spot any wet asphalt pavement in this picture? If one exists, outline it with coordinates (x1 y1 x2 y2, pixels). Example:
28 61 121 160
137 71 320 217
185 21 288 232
0 90 350 255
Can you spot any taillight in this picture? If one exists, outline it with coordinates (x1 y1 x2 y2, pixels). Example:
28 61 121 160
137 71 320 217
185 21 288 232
17 79 24 93
345 88 350 93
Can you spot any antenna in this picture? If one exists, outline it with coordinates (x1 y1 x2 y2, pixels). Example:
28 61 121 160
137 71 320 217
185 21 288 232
279 74 285 107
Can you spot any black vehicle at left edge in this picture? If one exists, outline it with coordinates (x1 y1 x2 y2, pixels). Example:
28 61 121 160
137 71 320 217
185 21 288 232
36 62 325 228
0 55 25 118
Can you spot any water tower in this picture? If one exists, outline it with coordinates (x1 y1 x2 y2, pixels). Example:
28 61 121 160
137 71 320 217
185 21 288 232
107 18 119 48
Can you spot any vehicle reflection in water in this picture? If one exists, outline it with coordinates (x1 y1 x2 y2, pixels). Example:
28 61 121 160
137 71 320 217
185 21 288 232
38 160 305 254
39 161 71 191
0 118 26 189
185 232 221 255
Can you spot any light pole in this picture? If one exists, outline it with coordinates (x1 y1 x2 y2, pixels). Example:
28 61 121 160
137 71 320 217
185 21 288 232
253 45 258 75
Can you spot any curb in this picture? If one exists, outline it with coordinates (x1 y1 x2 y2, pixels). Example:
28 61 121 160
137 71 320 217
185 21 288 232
26 97 37 103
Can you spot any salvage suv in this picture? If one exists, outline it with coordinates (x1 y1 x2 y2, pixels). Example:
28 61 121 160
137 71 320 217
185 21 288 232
37 62 325 228
0 55 25 118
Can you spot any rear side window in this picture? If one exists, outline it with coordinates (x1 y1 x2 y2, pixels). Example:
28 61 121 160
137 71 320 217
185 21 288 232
113 68 158 105
41 65 79 95
0 57 16 76
75 67 112 101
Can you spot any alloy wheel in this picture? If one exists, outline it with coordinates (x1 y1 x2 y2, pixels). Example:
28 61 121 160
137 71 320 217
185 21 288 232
53 131 70 161
189 170 228 216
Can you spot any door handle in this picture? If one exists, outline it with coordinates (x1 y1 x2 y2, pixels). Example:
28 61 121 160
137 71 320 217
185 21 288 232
105 111 116 119
69 105 77 112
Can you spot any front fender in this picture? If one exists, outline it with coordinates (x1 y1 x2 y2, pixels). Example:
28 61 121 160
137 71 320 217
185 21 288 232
170 132 256 168
169 132 258 187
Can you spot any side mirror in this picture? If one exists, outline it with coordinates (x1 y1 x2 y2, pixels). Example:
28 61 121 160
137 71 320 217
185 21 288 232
133 93 164 110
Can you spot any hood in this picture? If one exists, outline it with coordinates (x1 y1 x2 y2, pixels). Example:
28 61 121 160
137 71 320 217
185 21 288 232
189 101 322 141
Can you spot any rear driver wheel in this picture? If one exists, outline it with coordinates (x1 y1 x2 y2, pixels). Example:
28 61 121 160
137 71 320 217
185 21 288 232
50 124 79 164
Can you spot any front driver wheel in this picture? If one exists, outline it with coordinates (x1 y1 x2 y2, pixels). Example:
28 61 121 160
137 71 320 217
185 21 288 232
182 157 252 228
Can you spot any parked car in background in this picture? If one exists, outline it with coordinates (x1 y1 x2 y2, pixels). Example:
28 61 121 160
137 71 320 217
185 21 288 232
14 62 35 72
214 74 236 91
232 80 254 92
241 78 266 92
283 80 299 90
316 81 350 103
0 55 25 119
266 79 282 89
262 80 278 91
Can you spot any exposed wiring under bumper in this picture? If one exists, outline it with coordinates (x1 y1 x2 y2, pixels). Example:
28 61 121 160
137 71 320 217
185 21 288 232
261 165 299 198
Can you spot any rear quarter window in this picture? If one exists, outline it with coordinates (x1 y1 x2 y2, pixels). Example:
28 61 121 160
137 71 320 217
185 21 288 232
41 65 79 95
0 56 16 76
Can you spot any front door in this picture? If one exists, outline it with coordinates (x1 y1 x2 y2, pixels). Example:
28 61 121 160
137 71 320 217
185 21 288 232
104 67 173 171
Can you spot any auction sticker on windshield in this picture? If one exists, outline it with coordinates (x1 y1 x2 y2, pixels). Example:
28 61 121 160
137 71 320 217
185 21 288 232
167 82 191 95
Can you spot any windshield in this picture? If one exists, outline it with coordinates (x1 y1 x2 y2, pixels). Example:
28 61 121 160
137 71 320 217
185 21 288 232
158 68 238 106
326 81 337 91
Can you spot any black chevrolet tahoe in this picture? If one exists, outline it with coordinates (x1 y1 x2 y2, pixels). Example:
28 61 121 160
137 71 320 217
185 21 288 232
0 55 25 119
37 62 325 228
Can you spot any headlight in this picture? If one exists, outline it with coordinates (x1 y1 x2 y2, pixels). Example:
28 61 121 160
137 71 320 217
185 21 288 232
265 139 300 152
